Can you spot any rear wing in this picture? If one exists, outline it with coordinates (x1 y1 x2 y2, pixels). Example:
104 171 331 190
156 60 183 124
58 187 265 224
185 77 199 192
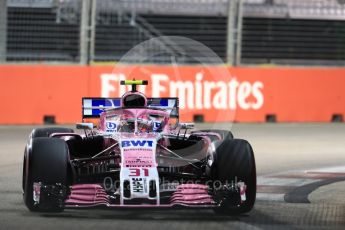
82 97 179 119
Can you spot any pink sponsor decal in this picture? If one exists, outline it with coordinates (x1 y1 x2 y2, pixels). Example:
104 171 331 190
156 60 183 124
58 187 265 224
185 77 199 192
122 149 156 168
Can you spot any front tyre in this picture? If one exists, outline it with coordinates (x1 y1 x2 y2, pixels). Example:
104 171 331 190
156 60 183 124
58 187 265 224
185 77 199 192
213 139 256 215
23 138 69 212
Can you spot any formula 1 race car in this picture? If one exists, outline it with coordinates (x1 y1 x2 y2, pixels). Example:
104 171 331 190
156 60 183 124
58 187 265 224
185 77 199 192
22 80 256 215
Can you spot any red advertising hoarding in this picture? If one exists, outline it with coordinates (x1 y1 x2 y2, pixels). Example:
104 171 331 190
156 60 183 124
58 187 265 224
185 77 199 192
0 65 344 124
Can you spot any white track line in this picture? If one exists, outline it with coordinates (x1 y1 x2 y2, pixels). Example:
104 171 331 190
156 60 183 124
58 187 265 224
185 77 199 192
255 166 345 202
256 193 285 202
257 177 320 187
305 165 345 173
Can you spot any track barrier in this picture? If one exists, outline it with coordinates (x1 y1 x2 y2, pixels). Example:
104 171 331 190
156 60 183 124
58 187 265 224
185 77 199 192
0 65 344 124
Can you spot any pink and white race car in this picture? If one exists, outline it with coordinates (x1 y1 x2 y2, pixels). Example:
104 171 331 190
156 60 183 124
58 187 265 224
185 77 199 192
22 80 256 215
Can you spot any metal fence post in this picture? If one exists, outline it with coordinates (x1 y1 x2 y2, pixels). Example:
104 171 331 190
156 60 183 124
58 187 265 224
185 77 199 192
89 0 97 64
0 0 7 62
235 0 243 66
226 0 236 66
80 0 91 65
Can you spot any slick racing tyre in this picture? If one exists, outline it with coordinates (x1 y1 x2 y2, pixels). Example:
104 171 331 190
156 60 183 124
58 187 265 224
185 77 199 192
23 138 69 212
198 129 233 142
212 139 256 215
31 127 74 138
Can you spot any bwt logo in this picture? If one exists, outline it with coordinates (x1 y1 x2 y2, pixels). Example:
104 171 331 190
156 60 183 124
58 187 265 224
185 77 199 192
106 121 116 130
106 121 117 133
153 122 161 131
121 140 154 148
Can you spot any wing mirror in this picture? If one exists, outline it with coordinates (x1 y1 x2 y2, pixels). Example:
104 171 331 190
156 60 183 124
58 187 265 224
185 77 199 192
178 122 195 129
76 123 94 130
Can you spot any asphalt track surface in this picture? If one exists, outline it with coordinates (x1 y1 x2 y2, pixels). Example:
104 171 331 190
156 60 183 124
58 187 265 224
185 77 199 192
0 124 344 229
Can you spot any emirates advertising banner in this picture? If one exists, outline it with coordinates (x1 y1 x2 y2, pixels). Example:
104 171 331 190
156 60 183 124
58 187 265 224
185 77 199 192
93 66 264 122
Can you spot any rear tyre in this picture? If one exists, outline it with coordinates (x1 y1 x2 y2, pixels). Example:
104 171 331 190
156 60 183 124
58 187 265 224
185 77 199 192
212 139 256 215
31 127 74 138
23 138 69 212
